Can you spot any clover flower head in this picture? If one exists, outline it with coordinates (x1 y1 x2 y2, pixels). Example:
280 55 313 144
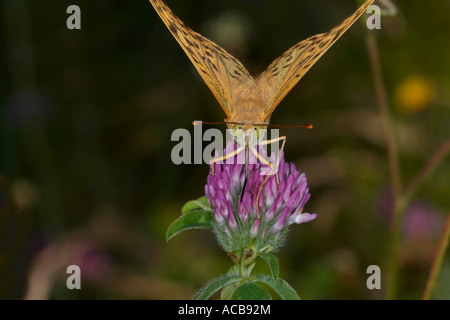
205 141 316 253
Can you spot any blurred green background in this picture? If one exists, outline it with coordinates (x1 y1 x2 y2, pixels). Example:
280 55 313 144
1 0 449 299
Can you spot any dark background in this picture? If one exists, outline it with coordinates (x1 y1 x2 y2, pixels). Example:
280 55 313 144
1 0 449 299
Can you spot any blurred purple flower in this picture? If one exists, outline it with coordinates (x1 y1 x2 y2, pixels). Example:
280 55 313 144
376 188 443 239
73 243 114 281
402 201 443 239
205 141 316 252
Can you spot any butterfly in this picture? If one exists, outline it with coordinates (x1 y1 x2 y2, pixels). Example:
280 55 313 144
150 0 374 210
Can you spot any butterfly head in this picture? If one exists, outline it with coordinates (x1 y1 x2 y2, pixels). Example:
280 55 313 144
227 121 268 149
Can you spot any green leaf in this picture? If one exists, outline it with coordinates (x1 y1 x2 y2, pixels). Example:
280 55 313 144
166 209 213 241
232 282 271 300
194 274 243 300
181 196 211 214
255 275 300 300
259 252 279 280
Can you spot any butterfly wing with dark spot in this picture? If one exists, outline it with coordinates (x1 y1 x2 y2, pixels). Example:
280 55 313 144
150 0 254 118
259 0 374 121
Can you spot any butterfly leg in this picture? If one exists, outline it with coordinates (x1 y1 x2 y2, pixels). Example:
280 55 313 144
251 135 286 217
210 146 244 176
252 148 275 218
259 136 287 188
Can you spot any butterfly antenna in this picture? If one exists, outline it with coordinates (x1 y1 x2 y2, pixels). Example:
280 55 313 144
257 123 314 129
193 121 245 126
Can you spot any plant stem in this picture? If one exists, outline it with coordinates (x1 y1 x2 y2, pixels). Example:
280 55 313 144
366 33 402 200
404 140 450 203
366 30 403 300
220 247 257 299
386 197 406 299
422 214 450 300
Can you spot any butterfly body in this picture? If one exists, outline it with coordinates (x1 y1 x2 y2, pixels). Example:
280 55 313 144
229 91 266 127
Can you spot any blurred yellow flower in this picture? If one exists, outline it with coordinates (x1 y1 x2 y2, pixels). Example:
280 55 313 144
395 76 434 113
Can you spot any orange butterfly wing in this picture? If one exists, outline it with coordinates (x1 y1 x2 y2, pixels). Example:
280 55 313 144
259 0 374 122
149 0 255 119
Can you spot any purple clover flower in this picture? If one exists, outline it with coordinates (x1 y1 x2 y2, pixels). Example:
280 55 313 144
205 141 316 253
